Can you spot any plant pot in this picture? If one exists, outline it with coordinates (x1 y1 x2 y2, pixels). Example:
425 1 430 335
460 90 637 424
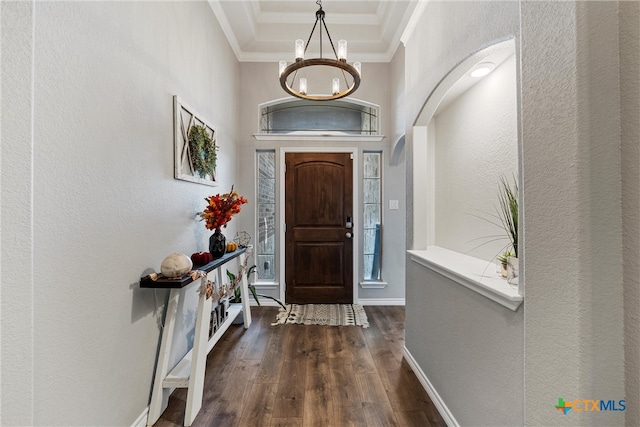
209 229 227 259
507 256 519 285
500 263 508 278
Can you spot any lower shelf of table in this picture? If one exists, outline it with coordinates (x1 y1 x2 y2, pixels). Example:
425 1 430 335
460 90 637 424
162 303 243 389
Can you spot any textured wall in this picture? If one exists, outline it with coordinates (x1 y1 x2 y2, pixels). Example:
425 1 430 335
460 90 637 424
2 1 240 424
384 46 407 299
403 2 522 425
434 54 518 262
1 2 36 424
620 2 640 425
390 46 406 147
403 0 519 273
404 1 631 426
520 2 624 424
404 1 520 130
406 261 524 426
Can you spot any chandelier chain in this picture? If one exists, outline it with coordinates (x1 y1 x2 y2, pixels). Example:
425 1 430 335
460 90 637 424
320 16 349 83
319 12 323 58
321 16 339 60
304 14 320 54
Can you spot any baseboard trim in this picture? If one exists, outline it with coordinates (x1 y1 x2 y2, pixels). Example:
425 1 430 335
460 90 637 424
251 299 406 306
403 346 459 427
250 298 282 307
131 406 149 427
357 298 405 306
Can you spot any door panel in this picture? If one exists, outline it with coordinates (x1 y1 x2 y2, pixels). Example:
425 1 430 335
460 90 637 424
293 242 344 286
293 163 343 226
285 152 353 304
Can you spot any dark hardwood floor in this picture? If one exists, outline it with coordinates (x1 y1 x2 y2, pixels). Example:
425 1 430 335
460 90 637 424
155 306 446 427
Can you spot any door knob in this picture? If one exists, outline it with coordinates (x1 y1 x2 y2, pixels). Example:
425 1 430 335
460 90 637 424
345 232 352 239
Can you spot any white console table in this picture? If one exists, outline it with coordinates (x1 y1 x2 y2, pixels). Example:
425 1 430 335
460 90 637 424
140 248 252 426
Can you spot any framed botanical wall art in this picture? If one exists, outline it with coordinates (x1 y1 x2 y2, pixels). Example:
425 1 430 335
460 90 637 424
174 95 218 186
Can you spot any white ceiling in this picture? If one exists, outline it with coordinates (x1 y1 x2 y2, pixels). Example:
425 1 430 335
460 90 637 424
208 0 418 62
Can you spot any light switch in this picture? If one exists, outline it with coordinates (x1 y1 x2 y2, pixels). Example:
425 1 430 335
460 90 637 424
389 200 399 210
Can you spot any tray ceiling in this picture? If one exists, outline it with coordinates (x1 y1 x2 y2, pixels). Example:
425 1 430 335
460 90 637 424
208 0 418 62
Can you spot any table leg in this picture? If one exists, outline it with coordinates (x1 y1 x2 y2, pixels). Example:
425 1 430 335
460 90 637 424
184 278 212 426
147 288 181 426
238 253 252 328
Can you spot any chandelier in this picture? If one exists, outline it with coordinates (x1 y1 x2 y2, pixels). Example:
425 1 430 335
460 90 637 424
278 0 361 101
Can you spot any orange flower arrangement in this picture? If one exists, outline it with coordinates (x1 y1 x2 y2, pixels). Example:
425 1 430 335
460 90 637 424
200 186 248 231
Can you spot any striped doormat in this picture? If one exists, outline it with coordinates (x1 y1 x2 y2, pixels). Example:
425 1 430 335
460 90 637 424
273 304 369 328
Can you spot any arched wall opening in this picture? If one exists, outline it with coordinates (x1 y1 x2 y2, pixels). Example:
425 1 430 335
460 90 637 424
410 38 522 305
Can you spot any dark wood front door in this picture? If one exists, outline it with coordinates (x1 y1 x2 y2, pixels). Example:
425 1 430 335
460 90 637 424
285 152 353 304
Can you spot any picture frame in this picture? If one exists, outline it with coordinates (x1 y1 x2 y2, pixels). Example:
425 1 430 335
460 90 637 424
174 95 218 186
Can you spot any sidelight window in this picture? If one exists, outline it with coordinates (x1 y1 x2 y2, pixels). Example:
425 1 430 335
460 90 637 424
363 151 382 281
257 150 277 281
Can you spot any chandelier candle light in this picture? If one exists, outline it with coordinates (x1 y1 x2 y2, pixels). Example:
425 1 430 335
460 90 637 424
278 0 361 101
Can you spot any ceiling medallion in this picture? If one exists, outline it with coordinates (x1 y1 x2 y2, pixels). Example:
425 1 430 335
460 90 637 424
278 0 361 101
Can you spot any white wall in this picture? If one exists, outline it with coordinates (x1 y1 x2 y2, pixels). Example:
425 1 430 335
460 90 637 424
403 2 519 131
403 2 522 425
620 2 640 425
1 1 240 424
406 263 524 426
404 1 635 426
390 47 406 146
385 46 408 300
433 55 518 262
236 61 407 303
520 2 625 425
1 2 36 423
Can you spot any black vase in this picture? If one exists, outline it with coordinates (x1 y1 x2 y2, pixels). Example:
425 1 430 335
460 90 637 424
209 229 227 259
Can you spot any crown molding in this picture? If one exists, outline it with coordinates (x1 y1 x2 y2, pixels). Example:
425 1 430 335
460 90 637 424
209 0 415 63
208 0 243 61
401 0 429 46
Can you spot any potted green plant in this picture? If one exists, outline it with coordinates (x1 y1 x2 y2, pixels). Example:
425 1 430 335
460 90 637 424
497 175 518 256
496 175 518 285
226 265 285 324
467 174 519 288
496 250 515 278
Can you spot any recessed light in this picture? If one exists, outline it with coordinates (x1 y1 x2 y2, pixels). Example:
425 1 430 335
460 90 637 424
470 62 495 78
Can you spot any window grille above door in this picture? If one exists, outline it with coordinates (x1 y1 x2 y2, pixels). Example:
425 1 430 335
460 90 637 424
259 99 379 135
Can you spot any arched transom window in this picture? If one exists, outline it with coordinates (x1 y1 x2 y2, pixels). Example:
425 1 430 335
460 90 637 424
259 99 379 135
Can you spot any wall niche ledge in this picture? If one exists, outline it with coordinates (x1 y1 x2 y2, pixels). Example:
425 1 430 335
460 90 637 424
408 246 523 311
